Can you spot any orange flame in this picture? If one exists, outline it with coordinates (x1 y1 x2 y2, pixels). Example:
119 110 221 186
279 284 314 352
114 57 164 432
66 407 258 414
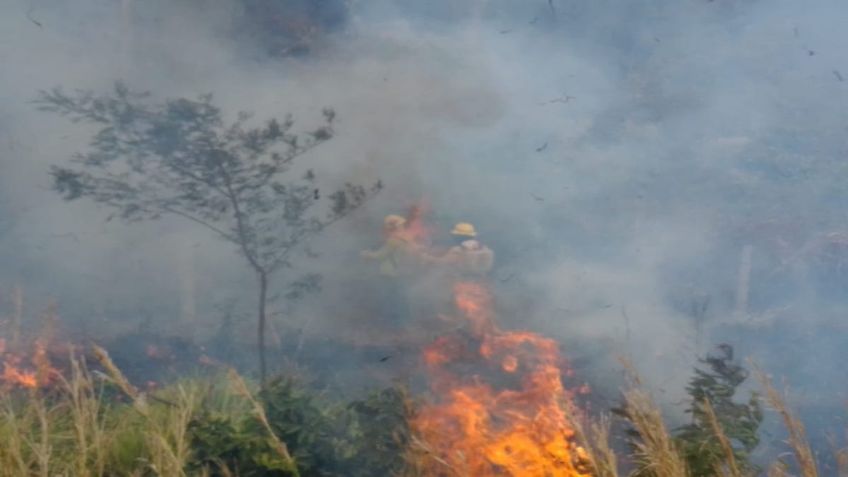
413 282 591 476
403 201 436 249
0 338 59 391
2 356 38 389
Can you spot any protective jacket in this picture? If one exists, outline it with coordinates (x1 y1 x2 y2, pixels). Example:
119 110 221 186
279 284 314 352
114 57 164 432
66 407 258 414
363 235 416 277
436 240 495 277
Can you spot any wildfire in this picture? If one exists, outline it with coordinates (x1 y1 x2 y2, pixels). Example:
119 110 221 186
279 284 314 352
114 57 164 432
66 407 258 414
404 201 435 249
413 282 592 476
0 339 59 391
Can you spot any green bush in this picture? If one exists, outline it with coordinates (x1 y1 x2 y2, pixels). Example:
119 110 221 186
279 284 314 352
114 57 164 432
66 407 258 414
675 344 763 476
188 410 299 476
187 377 411 477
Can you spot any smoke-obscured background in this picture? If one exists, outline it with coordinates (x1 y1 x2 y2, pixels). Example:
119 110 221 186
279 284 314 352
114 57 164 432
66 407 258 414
2 0 847 462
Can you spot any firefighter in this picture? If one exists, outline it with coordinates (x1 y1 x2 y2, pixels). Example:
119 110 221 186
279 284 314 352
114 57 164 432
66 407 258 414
361 214 416 325
415 222 495 334
425 222 495 278
360 214 413 277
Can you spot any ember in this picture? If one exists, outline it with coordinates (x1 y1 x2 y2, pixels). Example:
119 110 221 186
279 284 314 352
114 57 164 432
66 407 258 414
413 282 592 476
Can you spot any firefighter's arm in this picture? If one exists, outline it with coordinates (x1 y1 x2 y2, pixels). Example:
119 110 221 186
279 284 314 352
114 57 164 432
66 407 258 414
420 247 459 265
417 250 442 264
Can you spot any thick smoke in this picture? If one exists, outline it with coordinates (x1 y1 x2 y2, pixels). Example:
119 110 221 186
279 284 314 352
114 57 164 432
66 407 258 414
2 0 847 452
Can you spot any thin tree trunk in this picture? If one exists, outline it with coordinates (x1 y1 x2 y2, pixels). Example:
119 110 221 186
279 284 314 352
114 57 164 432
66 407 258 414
258 270 269 385
11 285 23 348
120 0 134 78
179 241 196 331
736 245 753 316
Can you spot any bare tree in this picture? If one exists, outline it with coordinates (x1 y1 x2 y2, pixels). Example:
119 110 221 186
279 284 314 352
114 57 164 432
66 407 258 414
36 83 379 383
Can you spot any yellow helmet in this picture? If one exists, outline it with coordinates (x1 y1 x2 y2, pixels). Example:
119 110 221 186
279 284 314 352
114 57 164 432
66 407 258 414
451 222 477 237
383 214 407 228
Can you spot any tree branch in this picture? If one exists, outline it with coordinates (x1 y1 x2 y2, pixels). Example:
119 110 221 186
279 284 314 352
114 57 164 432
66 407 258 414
216 161 264 274
159 205 237 243
268 186 378 271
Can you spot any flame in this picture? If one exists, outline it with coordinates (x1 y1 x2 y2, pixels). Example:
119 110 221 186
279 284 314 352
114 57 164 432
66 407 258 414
404 201 435 248
0 338 59 391
2 355 38 389
413 282 592 476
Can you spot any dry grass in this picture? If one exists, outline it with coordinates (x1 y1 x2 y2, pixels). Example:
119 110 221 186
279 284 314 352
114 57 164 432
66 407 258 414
832 434 848 476
3 346 848 477
702 398 744 477
767 461 792 477
620 384 690 477
589 416 621 477
560 394 619 477
58 352 109 476
1 395 32 476
618 361 690 477
0 348 219 476
92 344 147 415
144 384 201 477
226 367 296 466
577 413 620 477
753 365 818 477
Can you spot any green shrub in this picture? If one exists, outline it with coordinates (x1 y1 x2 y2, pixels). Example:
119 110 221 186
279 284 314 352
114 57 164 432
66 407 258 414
187 377 411 477
675 344 763 476
188 410 299 476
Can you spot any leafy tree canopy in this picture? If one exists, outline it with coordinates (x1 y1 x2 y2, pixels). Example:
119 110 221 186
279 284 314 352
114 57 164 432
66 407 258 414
37 82 380 382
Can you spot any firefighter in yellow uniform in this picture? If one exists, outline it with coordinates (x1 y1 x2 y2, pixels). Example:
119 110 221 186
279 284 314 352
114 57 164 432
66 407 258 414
361 215 412 276
361 214 417 324
425 222 495 279
417 222 494 333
